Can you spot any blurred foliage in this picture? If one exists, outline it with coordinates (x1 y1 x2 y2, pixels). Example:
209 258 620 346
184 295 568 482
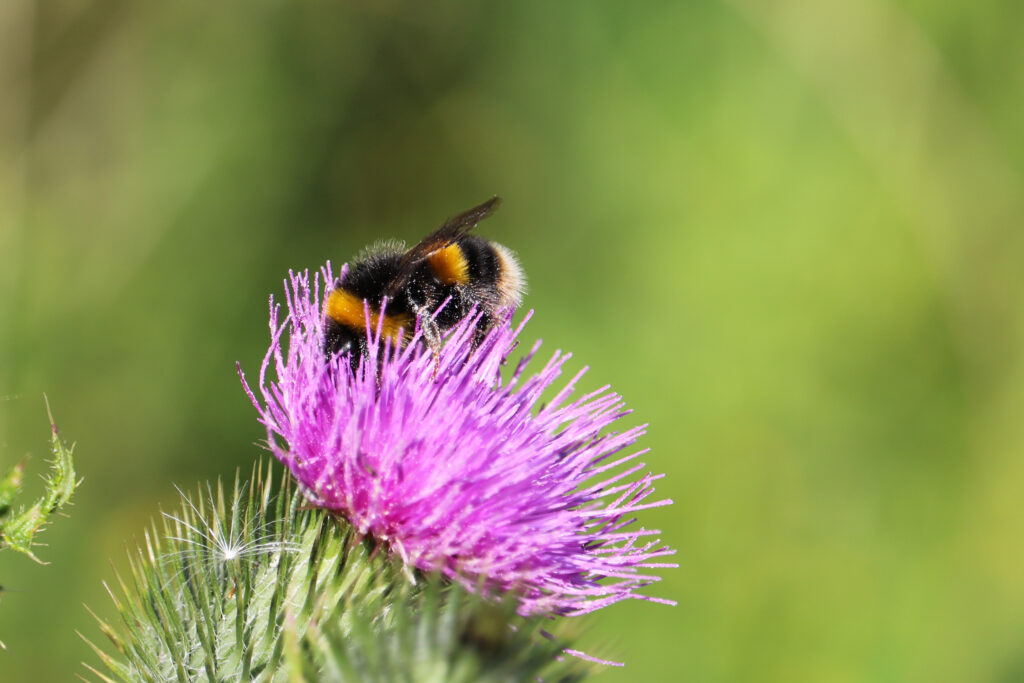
1 0 1023 681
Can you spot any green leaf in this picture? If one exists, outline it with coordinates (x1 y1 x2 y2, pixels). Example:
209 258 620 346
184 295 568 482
0 458 26 518
0 398 79 562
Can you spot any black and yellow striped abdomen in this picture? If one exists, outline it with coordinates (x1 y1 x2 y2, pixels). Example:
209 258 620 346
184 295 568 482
323 199 525 366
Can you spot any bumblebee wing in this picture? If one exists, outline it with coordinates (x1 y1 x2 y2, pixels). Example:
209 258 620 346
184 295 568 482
404 196 501 263
386 196 502 297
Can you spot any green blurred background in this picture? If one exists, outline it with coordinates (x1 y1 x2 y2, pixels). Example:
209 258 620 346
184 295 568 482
2 1 1023 680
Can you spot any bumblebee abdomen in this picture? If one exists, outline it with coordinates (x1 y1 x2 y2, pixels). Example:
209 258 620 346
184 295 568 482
414 236 523 331
322 197 524 365
455 236 500 284
427 243 471 285
490 242 525 309
425 236 524 308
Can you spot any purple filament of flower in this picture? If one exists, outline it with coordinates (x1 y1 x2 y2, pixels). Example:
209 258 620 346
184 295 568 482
239 264 677 616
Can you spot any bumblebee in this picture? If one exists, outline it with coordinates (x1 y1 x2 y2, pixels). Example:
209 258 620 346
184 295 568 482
323 197 525 366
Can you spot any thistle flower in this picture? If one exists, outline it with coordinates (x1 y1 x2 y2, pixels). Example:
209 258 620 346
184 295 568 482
239 264 676 617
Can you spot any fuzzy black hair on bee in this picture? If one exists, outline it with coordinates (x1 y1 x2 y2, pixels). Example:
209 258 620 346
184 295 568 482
323 197 525 369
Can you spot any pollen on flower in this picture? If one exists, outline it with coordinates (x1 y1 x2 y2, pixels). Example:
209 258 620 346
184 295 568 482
239 264 677 617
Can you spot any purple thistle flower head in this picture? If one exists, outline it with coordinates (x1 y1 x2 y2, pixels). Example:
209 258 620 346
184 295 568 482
239 264 676 617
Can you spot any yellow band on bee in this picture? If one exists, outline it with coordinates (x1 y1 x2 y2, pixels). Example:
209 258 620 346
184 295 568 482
325 288 412 344
427 243 470 285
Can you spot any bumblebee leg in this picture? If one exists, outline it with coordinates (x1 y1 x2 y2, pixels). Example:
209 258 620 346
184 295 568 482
415 307 441 349
413 304 443 378
472 313 494 347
